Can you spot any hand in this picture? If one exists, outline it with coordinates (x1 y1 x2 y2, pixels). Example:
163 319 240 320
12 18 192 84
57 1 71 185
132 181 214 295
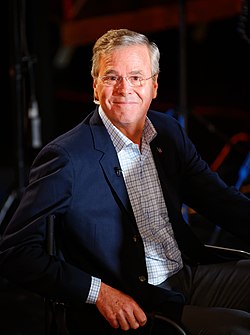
96 282 147 331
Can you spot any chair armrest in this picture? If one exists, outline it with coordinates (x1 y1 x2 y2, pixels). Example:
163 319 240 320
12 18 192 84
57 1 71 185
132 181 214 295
204 244 250 259
153 313 187 335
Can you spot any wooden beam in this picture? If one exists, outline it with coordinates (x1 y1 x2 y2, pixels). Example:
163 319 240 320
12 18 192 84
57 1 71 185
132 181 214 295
60 0 242 46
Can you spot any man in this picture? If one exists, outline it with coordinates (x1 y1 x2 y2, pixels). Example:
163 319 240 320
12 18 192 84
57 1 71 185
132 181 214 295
1 29 250 334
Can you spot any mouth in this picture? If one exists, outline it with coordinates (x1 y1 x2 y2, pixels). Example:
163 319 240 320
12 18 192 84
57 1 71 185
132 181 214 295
112 101 138 104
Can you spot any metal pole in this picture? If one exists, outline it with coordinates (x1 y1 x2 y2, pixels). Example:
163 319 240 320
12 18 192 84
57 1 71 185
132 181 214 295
9 0 27 192
0 0 28 232
178 0 189 223
178 0 188 132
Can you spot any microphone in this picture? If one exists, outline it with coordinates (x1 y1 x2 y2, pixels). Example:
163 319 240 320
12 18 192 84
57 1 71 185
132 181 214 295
114 167 123 177
156 147 163 154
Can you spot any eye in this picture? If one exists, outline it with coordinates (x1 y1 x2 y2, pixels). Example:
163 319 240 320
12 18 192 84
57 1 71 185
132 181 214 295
106 75 118 82
129 76 143 85
130 76 142 82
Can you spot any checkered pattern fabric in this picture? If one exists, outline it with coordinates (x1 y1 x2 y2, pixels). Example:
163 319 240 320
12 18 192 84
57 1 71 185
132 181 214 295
99 108 183 285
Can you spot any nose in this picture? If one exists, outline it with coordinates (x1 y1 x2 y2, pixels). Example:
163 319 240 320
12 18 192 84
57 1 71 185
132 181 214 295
116 77 132 93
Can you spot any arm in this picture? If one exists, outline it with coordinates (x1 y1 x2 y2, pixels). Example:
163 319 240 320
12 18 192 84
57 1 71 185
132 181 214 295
151 111 250 243
178 122 250 240
0 144 92 304
0 143 148 331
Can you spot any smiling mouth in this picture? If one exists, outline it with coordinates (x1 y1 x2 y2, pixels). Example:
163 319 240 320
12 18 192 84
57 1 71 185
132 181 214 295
112 101 138 104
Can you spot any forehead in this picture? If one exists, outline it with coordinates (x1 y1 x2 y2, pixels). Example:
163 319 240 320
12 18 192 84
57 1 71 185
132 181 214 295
99 45 151 74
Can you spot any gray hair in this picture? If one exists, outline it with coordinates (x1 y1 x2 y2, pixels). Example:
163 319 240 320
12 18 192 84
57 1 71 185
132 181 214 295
91 29 160 78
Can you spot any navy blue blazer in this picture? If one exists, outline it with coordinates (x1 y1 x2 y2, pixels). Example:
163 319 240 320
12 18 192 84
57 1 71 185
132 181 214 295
0 108 250 321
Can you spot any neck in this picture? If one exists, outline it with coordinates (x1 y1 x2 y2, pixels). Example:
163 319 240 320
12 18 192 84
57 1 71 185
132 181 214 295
116 124 143 147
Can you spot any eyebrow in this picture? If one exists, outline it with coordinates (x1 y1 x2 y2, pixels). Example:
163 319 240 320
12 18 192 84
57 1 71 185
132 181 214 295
103 70 119 75
103 69 144 76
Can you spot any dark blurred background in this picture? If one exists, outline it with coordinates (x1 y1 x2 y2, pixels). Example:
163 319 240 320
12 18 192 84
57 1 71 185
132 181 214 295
0 0 250 333
1 0 250 199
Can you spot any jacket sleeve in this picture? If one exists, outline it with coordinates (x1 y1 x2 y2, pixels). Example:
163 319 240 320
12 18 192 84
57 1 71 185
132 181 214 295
177 120 250 242
150 110 250 245
0 143 92 305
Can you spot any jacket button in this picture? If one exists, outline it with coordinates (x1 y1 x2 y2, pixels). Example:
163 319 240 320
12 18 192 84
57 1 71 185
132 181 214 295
133 235 140 243
139 275 146 282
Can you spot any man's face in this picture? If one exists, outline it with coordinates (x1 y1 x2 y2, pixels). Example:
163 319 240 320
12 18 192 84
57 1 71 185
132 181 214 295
93 45 158 131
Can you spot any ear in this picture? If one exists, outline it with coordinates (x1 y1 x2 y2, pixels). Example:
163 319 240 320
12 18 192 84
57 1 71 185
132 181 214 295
152 74 158 99
93 79 99 101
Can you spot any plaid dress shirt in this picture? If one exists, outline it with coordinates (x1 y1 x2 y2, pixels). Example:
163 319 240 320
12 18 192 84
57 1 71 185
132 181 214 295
99 107 183 285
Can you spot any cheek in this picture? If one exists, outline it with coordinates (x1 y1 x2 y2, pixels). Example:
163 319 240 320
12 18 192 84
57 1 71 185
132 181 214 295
97 88 114 110
139 87 155 102
97 86 113 100
94 89 99 100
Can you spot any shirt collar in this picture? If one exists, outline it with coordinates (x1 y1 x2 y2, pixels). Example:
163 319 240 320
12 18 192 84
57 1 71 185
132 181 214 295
98 106 157 153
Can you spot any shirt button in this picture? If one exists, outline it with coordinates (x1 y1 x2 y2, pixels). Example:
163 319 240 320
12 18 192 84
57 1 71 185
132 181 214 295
139 275 146 282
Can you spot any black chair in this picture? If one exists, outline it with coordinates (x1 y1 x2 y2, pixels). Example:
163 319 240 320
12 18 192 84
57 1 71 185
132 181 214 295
45 214 187 334
45 215 250 335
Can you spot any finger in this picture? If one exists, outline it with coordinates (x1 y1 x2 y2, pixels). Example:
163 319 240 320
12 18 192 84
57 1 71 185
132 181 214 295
106 314 120 329
119 310 142 330
108 320 119 329
134 309 147 327
139 318 147 326
117 313 131 331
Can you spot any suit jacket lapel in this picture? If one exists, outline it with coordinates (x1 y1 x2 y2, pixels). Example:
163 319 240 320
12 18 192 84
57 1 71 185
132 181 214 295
89 110 135 219
151 135 206 262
